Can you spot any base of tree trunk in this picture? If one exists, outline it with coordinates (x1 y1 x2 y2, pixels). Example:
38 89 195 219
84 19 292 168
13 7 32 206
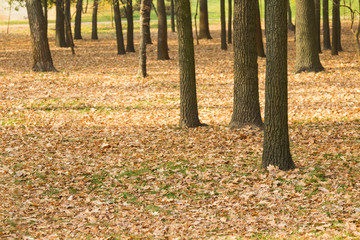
294 65 324 73
229 121 264 130
32 62 58 72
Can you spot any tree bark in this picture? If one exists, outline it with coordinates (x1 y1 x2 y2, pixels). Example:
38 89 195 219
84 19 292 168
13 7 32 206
74 0 83 39
175 0 202 128
55 0 66 47
113 0 126 55
220 0 227 50
294 0 324 73
332 0 340 55
126 0 135 52
144 0 152 44
323 0 331 50
256 0 265 57
287 0 295 31
42 0 48 36
171 0 175 32
229 0 263 129
92 0 98 40
139 0 151 77
199 0 212 39
338 15 343 51
262 0 295 171
157 0 170 59
228 0 232 44
64 0 72 47
314 0 321 53
26 0 57 72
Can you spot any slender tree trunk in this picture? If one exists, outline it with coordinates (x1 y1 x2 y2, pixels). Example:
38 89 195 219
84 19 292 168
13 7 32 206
26 0 57 72
157 0 170 59
256 0 265 57
228 0 232 44
65 0 72 47
220 0 227 50
92 0 98 40
171 0 175 32
74 0 83 39
199 0 212 39
175 0 202 128
229 0 263 129
332 0 340 55
126 0 135 52
314 0 321 53
42 0 48 36
262 0 295 171
55 0 66 47
294 0 324 73
139 0 151 77
144 0 152 44
338 15 343 51
113 0 126 55
323 0 331 49
287 0 295 31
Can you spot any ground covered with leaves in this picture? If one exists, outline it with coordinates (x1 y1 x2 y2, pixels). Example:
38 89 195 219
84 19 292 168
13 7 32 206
0 23 359 239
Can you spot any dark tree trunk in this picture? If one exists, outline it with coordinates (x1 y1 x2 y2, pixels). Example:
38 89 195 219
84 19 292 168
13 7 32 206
220 0 227 50
26 0 57 72
113 0 126 55
171 0 175 32
199 0 212 39
144 0 152 44
294 0 324 73
262 0 295 171
256 0 265 57
314 0 321 53
74 0 83 39
228 0 232 44
287 0 295 31
157 0 170 59
323 0 331 50
64 0 72 47
229 0 263 129
42 0 48 36
92 0 98 40
338 15 343 51
175 0 202 128
55 0 66 47
126 0 135 52
139 0 151 77
332 0 340 55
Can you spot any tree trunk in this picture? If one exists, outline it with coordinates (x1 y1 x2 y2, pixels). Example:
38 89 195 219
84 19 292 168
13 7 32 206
42 0 48 36
262 0 295 171
314 0 321 53
287 0 295 31
323 0 331 50
199 0 212 39
126 0 135 52
175 0 202 128
338 15 343 51
26 0 57 72
220 0 227 50
294 0 324 73
139 0 151 77
171 0 175 32
256 0 265 57
92 0 98 40
332 0 340 55
113 0 126 55
55 0 66 47
144 0 152 44
74 0 83 39
157 0 170 59
229 0 263 130
228 0 232 44
65 0 72 47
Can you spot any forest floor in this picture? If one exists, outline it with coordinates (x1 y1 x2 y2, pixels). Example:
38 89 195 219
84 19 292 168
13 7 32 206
0 23 359 239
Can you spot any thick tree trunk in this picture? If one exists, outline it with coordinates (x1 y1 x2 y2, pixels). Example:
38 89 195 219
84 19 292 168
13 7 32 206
287 0 295 31
262 0 295 171
42 0 48 36
228 0 232 44
199 0 212 39
314 0 321 53
171 0 175 32
126 0 135 52
294 0 324 73
220 0 227 50
332 0 340 55
256 0 265 57
74 0 83 39
55 0 66 47
139 0 151 77
175 0 202 128
229 0 263 129
144 0 152 44
113 0 126 55
92 0 98 40
26 0 57 72
64 0 72 47
323 0 331 50
157 0 170 59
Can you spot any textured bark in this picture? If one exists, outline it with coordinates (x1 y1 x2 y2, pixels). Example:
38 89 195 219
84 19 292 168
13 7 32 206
42 0 47 36
314 0 321 53
220 0 227 50
74 0 83 39
323 0 331 50
175 0 202 128
332 0 340 55
256 0 265 58
144 0 152 44
228 0 232 44
157 0 170 59
55 0 66 47
199 0 212 39
262 0 295 171
229 0 263 130
139 0 151 77
338 15 343 51
126 0 135 52
26 0 57 72
92 0 98 40
64 0 72 47
287 0 295 31
294 0 324 73
171 0 175 32
113 0 126 55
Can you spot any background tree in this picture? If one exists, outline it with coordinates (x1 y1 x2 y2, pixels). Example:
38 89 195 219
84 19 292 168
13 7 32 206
332 0 340 55
256 0 265 57
287 0 295 31
92 0 98 40
199 0 212 39
113 0 126 54
262 0 295 171
229 0 263 129
139 0 151 77
220 0 227 50
144 0 152 44
64 0 72 47
74 0 83 39
26 0 57 72
171 0 175 32
314 0 321 53
323 0 331 50
126 0 135 52
294 0 324 73
228 0 232 44
55 0 66 47
157 0 170 59
176 0 203 128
